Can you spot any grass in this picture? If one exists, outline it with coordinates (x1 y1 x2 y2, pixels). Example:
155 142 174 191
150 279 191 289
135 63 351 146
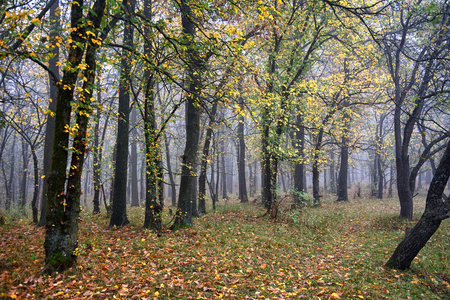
0 194 449 299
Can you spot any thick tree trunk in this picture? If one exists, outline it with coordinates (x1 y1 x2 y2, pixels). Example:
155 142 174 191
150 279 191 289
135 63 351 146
142 82 163 230
44 0 105 273
386 140 450 269
171 0 203 229
38 0 59 227
142 0 163 230
110 0 135 227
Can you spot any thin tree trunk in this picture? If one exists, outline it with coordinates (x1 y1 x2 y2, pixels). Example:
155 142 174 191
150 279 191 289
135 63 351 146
164 135 177 207
20 140 29 210
130 107 139 207
221 137 228 200
198 100 219 214
237 96 248 203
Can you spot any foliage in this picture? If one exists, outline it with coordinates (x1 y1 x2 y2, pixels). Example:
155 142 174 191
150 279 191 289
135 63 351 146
1 197 449 299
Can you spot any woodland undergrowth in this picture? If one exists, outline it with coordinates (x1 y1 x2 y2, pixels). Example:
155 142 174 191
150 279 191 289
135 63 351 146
0 194 449 299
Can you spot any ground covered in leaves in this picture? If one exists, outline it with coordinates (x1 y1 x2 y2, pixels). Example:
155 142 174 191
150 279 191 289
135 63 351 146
1 195 449 299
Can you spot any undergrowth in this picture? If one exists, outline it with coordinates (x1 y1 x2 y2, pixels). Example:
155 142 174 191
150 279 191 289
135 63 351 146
0 195 449 299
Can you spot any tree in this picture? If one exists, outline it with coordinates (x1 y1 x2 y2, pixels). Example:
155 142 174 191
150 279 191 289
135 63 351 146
38 0 60 226
378 0 450 219
110 0 136 227
43 0 106 273
171 0 204 229
386 138 450 269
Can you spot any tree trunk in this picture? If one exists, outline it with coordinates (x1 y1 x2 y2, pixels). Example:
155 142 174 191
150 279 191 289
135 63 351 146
171 0 203 230
292 114 305 204
312 128 325 205
92 103 102 214
38 0 60 227
337 139 348 201
386 139 450 269
110 0 135 227
221 137 228 200
44 0 105 273
337 107 350 202
198 100 219 214
164 135 177 207
30 147 39 223
330 149 336 194
20 140 29 210
142 0 163 230
237 97 248 203
130 107 140 207
312 159 320 205
388 162 394 197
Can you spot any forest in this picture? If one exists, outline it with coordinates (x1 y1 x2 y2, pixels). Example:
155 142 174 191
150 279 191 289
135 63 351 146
0 0 449 298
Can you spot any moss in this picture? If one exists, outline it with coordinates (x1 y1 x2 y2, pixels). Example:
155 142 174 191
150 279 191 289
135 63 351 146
47 251 69 265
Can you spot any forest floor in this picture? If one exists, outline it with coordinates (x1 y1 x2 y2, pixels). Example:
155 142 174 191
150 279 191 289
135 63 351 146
1 193 449 299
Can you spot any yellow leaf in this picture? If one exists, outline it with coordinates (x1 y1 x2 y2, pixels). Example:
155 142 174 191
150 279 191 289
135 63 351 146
330 293 340 299
154 291 159 297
